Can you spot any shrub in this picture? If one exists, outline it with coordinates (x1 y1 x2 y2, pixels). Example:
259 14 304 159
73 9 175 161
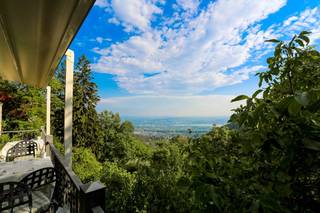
72 147 102 183
100 161 137 212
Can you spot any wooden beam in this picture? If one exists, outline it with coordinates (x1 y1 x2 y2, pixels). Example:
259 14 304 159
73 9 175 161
64 49 74 168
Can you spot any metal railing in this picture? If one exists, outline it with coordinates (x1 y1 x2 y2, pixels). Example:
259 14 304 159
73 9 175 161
1 129 40 141
1 129 39 133
42 130 106 213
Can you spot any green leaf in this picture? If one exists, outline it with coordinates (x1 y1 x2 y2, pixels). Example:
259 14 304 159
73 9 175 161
288 99 301 115
300 31 311 36
250 200 260 213
299 35 310 44
266 57 274 64
252 89 263 98
258 76 264 87
271 106 280 118
263 89 269 99
294 92 309 106
270 139 282 150
303 138 320 151
231 95 249 102
311 119 320 127
295 38 305 47
265 39 280 43
228 114 237 123
309 50 319 55
274 44 282 57
309 50 320 59
177 178 190 192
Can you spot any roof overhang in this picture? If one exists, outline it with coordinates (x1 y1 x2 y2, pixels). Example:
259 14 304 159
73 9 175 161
0 0 95 87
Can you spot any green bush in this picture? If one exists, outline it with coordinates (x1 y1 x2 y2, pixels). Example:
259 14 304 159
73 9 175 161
72 147 102 183
0 134 10 151
100 161 137 212
228 31 320 212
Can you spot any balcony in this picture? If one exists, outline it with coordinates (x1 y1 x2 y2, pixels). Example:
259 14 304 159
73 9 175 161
0 129 106 212
0 0 106 212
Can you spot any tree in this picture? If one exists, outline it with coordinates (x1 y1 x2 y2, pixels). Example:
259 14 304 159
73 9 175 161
0 78 45 136
72 55 100 147
50 62 65 143
72 147 102 183
230 31 320 211
93 110 150 162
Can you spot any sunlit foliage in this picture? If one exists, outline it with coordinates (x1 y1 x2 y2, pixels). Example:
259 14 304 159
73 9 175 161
1 32 319 212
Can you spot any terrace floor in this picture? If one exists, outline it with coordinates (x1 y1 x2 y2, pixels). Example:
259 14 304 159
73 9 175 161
0 136 105 213
0 158 53 182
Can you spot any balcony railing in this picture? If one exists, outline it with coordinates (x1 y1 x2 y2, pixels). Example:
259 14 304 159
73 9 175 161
42 131 106 213
0 128 105 212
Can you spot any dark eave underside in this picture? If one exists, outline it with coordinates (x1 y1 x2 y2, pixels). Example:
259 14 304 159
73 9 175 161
0 0 95 87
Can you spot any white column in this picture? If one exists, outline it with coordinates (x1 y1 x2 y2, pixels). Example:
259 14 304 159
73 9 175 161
46 86 51 135
0 102 2 136
64 49 74 168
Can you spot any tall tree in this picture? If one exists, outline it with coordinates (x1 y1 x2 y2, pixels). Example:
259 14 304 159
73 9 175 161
72 55 100 147
50 62 65 143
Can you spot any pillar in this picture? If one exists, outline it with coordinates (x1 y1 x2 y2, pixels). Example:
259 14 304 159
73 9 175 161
64 49 74 168
46 86 51 135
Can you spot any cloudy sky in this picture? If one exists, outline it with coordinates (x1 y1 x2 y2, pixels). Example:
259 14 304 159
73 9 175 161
70 0 320 117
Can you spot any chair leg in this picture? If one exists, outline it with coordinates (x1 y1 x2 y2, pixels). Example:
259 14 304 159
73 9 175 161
29 195 32 213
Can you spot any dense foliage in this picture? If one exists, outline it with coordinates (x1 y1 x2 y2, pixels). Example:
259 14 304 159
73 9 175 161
1 32 319 212
0 78 45 149
228 31 320 212
0 81 45 131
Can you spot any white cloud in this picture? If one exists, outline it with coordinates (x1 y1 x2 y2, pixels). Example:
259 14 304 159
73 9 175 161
278 7 320 44
108 17 120 25
283 16 298 26
96 37 104 43
94 0 110 8
110 0 162 32
98 95 243 117
176 0 200 12
95 37 112 44
92 1 320 96
93 0 288 95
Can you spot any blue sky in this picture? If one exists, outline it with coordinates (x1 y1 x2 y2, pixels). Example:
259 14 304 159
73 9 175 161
69 0 320 117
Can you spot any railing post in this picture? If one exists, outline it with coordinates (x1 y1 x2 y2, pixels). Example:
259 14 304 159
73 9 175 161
41 126 53 158
46 135 53 158
46 140 106 212
79 182 106 213
64 49 74 168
